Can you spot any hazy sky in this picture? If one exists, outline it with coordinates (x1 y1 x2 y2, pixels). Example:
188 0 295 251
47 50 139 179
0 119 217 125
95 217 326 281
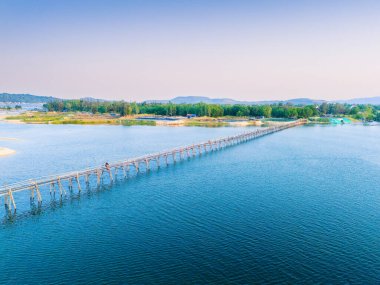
1 0 380 101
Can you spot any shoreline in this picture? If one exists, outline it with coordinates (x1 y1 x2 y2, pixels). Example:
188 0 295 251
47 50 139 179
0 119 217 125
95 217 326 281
3 111 376 127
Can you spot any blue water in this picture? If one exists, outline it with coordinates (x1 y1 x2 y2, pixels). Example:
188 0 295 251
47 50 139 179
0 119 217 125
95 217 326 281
0 123 379 284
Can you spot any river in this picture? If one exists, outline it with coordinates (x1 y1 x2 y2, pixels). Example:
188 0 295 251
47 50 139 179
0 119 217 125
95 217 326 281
0 122 379 284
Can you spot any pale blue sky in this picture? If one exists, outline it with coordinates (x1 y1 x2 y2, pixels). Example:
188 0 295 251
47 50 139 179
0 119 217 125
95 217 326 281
1 0 380 101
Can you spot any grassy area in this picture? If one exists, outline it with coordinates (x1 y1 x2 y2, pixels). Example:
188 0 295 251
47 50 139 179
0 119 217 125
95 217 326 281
184 120 228 127
5 112 244 127
10 111 364 127
5 112 157 126
120 119 156 126
308 117 330 124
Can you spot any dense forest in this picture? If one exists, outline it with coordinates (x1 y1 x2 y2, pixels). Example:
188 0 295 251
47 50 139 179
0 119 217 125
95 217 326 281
44 100 380 121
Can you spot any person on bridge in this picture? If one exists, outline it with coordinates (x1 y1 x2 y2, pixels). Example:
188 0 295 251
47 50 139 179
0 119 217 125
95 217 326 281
105 162 110 171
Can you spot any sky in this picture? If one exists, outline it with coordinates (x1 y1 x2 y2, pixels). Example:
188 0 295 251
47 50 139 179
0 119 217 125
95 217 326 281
1 0 380 101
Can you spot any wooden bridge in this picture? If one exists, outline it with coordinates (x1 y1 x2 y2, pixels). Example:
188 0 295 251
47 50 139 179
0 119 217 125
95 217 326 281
0 119 306 213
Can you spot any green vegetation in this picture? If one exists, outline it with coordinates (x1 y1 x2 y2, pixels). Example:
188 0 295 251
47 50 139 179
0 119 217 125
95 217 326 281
7 113 66 123
44 100 380 121
120 120 156 126
6 100 380 127
6 112 159 126
184 120 228 127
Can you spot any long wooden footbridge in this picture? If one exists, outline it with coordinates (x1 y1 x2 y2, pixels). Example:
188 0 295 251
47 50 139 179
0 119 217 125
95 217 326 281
0 119 306 213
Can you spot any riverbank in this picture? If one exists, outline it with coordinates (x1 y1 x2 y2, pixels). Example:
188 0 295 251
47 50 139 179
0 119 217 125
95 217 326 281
4 111 370 127
4 112 264 127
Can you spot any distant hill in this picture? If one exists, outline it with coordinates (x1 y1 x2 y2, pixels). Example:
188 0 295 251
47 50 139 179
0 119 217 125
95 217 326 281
0 93 58 103
80 97 107 103
171 96 243 105
3 93 379 106
338 96 380 105
146 96 325 106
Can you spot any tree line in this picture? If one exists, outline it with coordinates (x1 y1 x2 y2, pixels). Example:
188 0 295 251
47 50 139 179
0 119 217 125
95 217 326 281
44 100 380 121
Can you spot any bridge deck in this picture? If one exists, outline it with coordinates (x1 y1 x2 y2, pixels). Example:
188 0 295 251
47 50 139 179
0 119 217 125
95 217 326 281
0 119 306 211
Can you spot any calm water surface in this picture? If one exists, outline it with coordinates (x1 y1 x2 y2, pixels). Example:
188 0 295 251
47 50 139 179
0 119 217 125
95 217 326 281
0 123 379 284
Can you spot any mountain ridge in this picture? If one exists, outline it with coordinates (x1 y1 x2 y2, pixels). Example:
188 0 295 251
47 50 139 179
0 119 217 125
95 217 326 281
0 93 58 103
2 93 380 105
146 96 326 105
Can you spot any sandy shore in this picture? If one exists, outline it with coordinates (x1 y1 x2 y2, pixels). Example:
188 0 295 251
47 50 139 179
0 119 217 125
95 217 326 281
0 114 25 124
0 137 19 141
0 147 16 157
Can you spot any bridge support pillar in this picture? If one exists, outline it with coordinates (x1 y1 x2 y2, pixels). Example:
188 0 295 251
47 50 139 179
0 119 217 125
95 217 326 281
126 164 130 176
57 177 65 196
76 173 82 192
134 162 139 173
34 183 42 204
145 159 150 171
8 189 16 211
156 157 160 168
108 169 113 182
96 170 101 186
4 194 9 210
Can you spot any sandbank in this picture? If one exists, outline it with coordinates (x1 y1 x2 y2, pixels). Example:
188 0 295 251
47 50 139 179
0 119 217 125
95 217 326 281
0 147 16 157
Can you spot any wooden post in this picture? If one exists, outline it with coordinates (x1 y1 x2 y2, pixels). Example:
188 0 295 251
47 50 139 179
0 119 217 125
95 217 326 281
50 182 56 194
165 155 168 166
145 159 150 171
122 165 127 178
156 157 160 168
30 186 34 201
96 169 101 185
134 162 139 172
76 173 82 192
126 163 130 176
8 189 16 211
57 177 65 196
108 168 113 182
34 183 42 204
4 194 10 210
